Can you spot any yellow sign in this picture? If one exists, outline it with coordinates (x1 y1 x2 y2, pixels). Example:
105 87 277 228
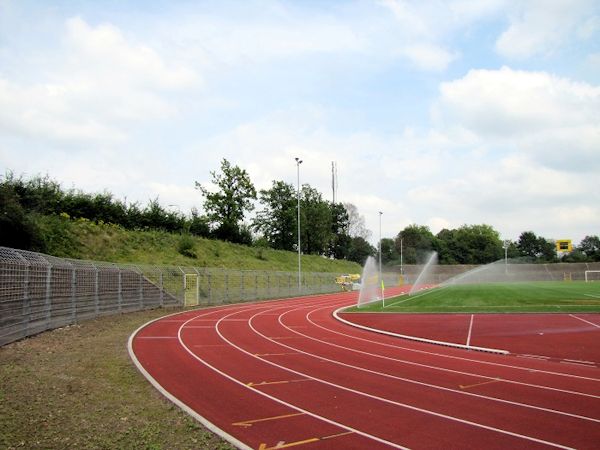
556 239 572 252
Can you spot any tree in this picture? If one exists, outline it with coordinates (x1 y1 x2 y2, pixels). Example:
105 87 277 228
395 224 437 264
0 182 45 251
517 231 556 262
517 231 540 259
188 208 210 237
299 185 331 255
196 159 257 244
453 224 503 264
435 228 458 264
347 236 376 265
380 237 399 265
579 235 600 261
253 181 297 251
536 236 556 262
328 202 351 259
139 198 185 232
344 203 371 240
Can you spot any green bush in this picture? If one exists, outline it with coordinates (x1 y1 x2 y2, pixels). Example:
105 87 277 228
177 234 197 259
0 184 45 251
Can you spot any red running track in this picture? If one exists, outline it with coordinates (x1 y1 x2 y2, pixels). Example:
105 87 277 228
129 290 600 450
340 312 600 366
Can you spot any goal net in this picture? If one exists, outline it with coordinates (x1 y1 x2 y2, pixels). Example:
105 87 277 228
584 270 600 282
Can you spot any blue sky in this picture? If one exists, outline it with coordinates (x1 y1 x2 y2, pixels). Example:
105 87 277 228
1 0 599 245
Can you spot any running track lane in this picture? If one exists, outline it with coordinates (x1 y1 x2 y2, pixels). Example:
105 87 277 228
339 312 600 364
130 291 600 450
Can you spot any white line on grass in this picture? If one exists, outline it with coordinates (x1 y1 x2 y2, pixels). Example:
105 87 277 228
385 286 447 308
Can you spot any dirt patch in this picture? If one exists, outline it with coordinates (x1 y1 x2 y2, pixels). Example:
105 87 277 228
0 308 234 450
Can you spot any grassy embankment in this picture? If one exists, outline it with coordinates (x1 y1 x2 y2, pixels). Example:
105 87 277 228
36 214 362 273
347 281 600 313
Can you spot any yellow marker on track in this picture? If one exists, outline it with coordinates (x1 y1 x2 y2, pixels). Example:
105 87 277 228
232 412 304 428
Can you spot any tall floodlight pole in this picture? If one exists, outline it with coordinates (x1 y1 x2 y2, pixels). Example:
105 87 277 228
295 157 303 292
400 237 404 275
503 240 510 275
379 211 383 304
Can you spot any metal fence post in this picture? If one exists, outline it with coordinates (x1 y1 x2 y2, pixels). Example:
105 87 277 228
139 271 144 308
208 272 212 305
241 271 244 301
71 265 77 322
45 263 52 328
118 268 123 312
23 262 31 338
159 270 164 307
94 266 100 316
225 272 229 303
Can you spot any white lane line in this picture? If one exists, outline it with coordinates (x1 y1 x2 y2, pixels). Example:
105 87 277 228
584 294 600 299
563 359 595 365
327 313 600 392
517 355 550 360
128 306 258 450
336 308 507 354
227 307 576 449
466 314 474 347
569 314 600 328
266 305 600 424
330 309 600 384
178 309 408 450
560 360 597 367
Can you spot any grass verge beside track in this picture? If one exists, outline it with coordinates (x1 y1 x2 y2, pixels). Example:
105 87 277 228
0 308 234 450
346 281 600 313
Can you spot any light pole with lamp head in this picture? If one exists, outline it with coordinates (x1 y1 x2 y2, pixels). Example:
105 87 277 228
379 211 383 304
295 157 303 292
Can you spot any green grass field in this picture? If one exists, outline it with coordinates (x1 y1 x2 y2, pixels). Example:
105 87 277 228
348 281 600 313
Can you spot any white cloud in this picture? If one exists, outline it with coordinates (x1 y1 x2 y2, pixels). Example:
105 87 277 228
379 0 503 71
164 9 364 69
438 67 600 133
380 0 504 39
435 67 600 171
397 43 458 71
0 17 199 144
65 17 196 90
495 0 599 59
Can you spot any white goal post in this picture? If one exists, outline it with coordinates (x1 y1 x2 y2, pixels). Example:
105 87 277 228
584 270 600 282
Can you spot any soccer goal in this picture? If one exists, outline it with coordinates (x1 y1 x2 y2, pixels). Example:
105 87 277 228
584 270 600 282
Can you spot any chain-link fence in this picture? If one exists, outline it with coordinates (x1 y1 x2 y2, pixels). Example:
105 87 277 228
0 247 344 346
